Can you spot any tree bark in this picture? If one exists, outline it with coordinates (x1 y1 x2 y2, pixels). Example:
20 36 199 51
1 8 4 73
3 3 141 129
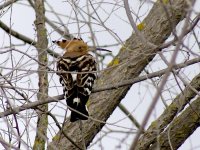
149 96 200 150
33 0 48 150
135 72 200 150
47 0 191 149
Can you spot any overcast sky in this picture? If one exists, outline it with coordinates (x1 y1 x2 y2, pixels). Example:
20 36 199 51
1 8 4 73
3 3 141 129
0 0 200 149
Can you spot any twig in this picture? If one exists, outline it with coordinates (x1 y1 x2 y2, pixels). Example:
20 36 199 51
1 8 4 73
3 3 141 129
28 0 72 40
93 57 200 92
47 112 83 150
0 0 18 9
0 73 29 102
0 20 59 58
118 104 142 130
1 56 200 118
123 0 156 48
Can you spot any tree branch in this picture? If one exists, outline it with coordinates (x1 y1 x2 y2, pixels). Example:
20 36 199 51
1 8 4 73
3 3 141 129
0 95 62 118
0 0 18 9
28 0 73 40
118 104 142 130
93 57 200 92
33 0 49 149
135 70 200 150
47 0 190 149
1 56 200 119
0 20 59 58
149 96 200 150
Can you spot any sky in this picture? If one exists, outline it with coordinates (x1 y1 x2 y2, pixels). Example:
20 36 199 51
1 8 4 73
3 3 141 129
0 0 200 150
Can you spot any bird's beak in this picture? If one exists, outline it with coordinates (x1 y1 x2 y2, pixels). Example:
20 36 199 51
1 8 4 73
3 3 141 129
88 47 112 52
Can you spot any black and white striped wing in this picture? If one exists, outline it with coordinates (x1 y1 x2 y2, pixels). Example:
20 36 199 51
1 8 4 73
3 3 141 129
57 58 74 99
77 54 97 103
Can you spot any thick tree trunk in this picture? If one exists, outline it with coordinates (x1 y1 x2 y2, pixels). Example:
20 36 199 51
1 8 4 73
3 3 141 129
47 0 191 149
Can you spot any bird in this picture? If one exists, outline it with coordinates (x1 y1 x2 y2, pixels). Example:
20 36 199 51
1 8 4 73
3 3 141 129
53 38 97 122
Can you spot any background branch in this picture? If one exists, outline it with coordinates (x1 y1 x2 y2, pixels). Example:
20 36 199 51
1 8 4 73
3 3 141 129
1 56 200 119
0 20 59 58
33 0 49 149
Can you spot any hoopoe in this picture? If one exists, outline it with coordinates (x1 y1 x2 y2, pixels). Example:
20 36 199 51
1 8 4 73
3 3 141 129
53 38 97 122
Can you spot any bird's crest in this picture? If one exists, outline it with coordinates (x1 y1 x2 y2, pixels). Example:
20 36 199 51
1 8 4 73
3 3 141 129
53 37 111 58
53 38 88 53
53 38 89 58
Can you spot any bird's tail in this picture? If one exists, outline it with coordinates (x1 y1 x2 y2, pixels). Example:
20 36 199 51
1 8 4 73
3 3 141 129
70 103 89 122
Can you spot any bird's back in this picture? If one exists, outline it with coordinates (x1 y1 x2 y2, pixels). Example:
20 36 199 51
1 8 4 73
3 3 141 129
57 53 97 122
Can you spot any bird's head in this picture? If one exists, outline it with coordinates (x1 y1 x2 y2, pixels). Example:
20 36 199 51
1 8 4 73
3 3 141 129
53 38 89 58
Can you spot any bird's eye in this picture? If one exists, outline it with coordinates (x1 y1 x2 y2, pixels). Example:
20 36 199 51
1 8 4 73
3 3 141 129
79 46 82 50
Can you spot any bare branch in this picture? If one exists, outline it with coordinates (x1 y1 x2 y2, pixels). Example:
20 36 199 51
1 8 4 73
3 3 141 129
33 0 49 149
0 20 59 58
0 0 18 9
118 104 142 130
1 55 200 119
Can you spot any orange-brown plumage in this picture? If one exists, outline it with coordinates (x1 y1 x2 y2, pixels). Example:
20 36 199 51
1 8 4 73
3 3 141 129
53 38 89 58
